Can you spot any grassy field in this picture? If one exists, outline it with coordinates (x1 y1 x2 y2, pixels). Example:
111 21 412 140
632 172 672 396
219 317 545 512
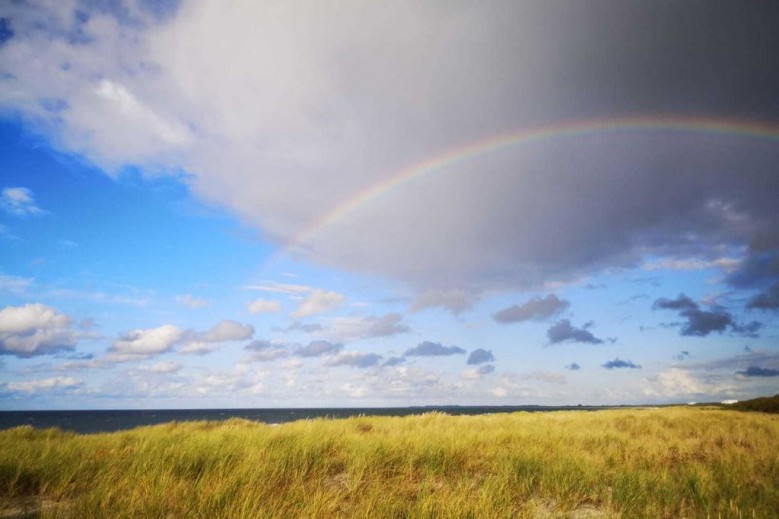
1 407 777 518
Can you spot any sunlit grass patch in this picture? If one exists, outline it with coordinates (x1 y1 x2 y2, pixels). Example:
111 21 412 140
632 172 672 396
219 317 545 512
0 408 777 518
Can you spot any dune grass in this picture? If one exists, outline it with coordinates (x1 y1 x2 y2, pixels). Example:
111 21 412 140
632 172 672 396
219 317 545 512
1 407 777 518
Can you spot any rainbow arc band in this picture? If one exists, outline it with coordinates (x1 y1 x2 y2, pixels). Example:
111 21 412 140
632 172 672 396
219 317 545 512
270 115 779 266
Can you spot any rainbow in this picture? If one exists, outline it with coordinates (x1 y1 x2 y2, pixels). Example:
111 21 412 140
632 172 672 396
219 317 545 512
282 115 779 258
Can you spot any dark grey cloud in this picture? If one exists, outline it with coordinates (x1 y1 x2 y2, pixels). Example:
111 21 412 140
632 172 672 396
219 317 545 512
296 340 343 358
602 358 641 370
466 348 495 365
493 294 569 324
404 341 466 357
652 294 763 337
736 366 779 377
564 363 581 371
326 352 382 368
746 283 779 311
547 319 604 345
3 1 779 299
685 348 779 372
382 356 405 367
477 364 495 375
653 295 698 312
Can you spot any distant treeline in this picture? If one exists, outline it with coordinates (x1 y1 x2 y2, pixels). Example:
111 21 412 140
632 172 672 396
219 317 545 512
731 394 779 414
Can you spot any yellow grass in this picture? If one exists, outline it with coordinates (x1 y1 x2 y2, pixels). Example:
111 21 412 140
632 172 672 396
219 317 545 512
1 407 777 518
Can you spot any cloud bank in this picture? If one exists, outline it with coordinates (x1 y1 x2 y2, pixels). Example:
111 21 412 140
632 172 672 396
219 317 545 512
0 1 777 297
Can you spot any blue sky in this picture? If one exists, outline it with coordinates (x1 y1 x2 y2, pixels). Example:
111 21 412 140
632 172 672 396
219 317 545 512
1 1 778 409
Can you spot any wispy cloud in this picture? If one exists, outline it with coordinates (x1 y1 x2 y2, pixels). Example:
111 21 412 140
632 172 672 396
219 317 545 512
176 294 208 309
1 187 43 216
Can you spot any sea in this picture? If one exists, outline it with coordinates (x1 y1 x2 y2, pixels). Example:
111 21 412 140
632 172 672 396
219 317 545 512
0 405 615 434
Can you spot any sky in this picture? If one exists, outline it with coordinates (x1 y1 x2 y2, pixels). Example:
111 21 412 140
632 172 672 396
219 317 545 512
1 0 778 409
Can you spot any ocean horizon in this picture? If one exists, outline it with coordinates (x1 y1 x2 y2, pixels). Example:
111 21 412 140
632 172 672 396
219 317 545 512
0 405 640 434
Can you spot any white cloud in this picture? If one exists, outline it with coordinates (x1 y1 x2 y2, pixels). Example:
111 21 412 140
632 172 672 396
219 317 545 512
8 376 82 392
291 289 345 318
247 298 282 314
196 320 254 343
176 294 208 309
143 361 182 374
643 368 707 398
180 320 254 354
111 324 182 356
0 303 77 357
1 187 43 216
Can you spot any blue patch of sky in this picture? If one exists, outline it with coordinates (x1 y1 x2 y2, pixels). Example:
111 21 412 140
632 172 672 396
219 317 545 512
0 118 269 323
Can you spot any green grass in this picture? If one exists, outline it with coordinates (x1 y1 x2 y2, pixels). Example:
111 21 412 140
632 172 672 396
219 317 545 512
1 407 777 518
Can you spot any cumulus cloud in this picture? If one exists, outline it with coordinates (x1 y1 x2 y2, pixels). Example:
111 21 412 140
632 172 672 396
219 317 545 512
1 187 43 216
363 313 411 338
247 298 282 314
0 303 77 357
546 319 604 345
404 341 466 357
645 368 705 397
180 320 254 354
325 351 382 368
291 289 345 318
653 294 762 337
196 320 254 342
602 358 641 369
7 376 81 393
176 294 208 309
244 340 291 362
466 348 495 365
735 366 779 378
111 324 182 356
1 1 778 297
564 362 581 371
493 294 569 324
296 340 342 358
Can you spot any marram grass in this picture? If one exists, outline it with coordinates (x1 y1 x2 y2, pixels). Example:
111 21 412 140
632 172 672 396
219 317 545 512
1 407 777 518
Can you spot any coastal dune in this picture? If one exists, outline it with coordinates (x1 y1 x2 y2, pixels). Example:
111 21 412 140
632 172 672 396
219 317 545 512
1 407 777 518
